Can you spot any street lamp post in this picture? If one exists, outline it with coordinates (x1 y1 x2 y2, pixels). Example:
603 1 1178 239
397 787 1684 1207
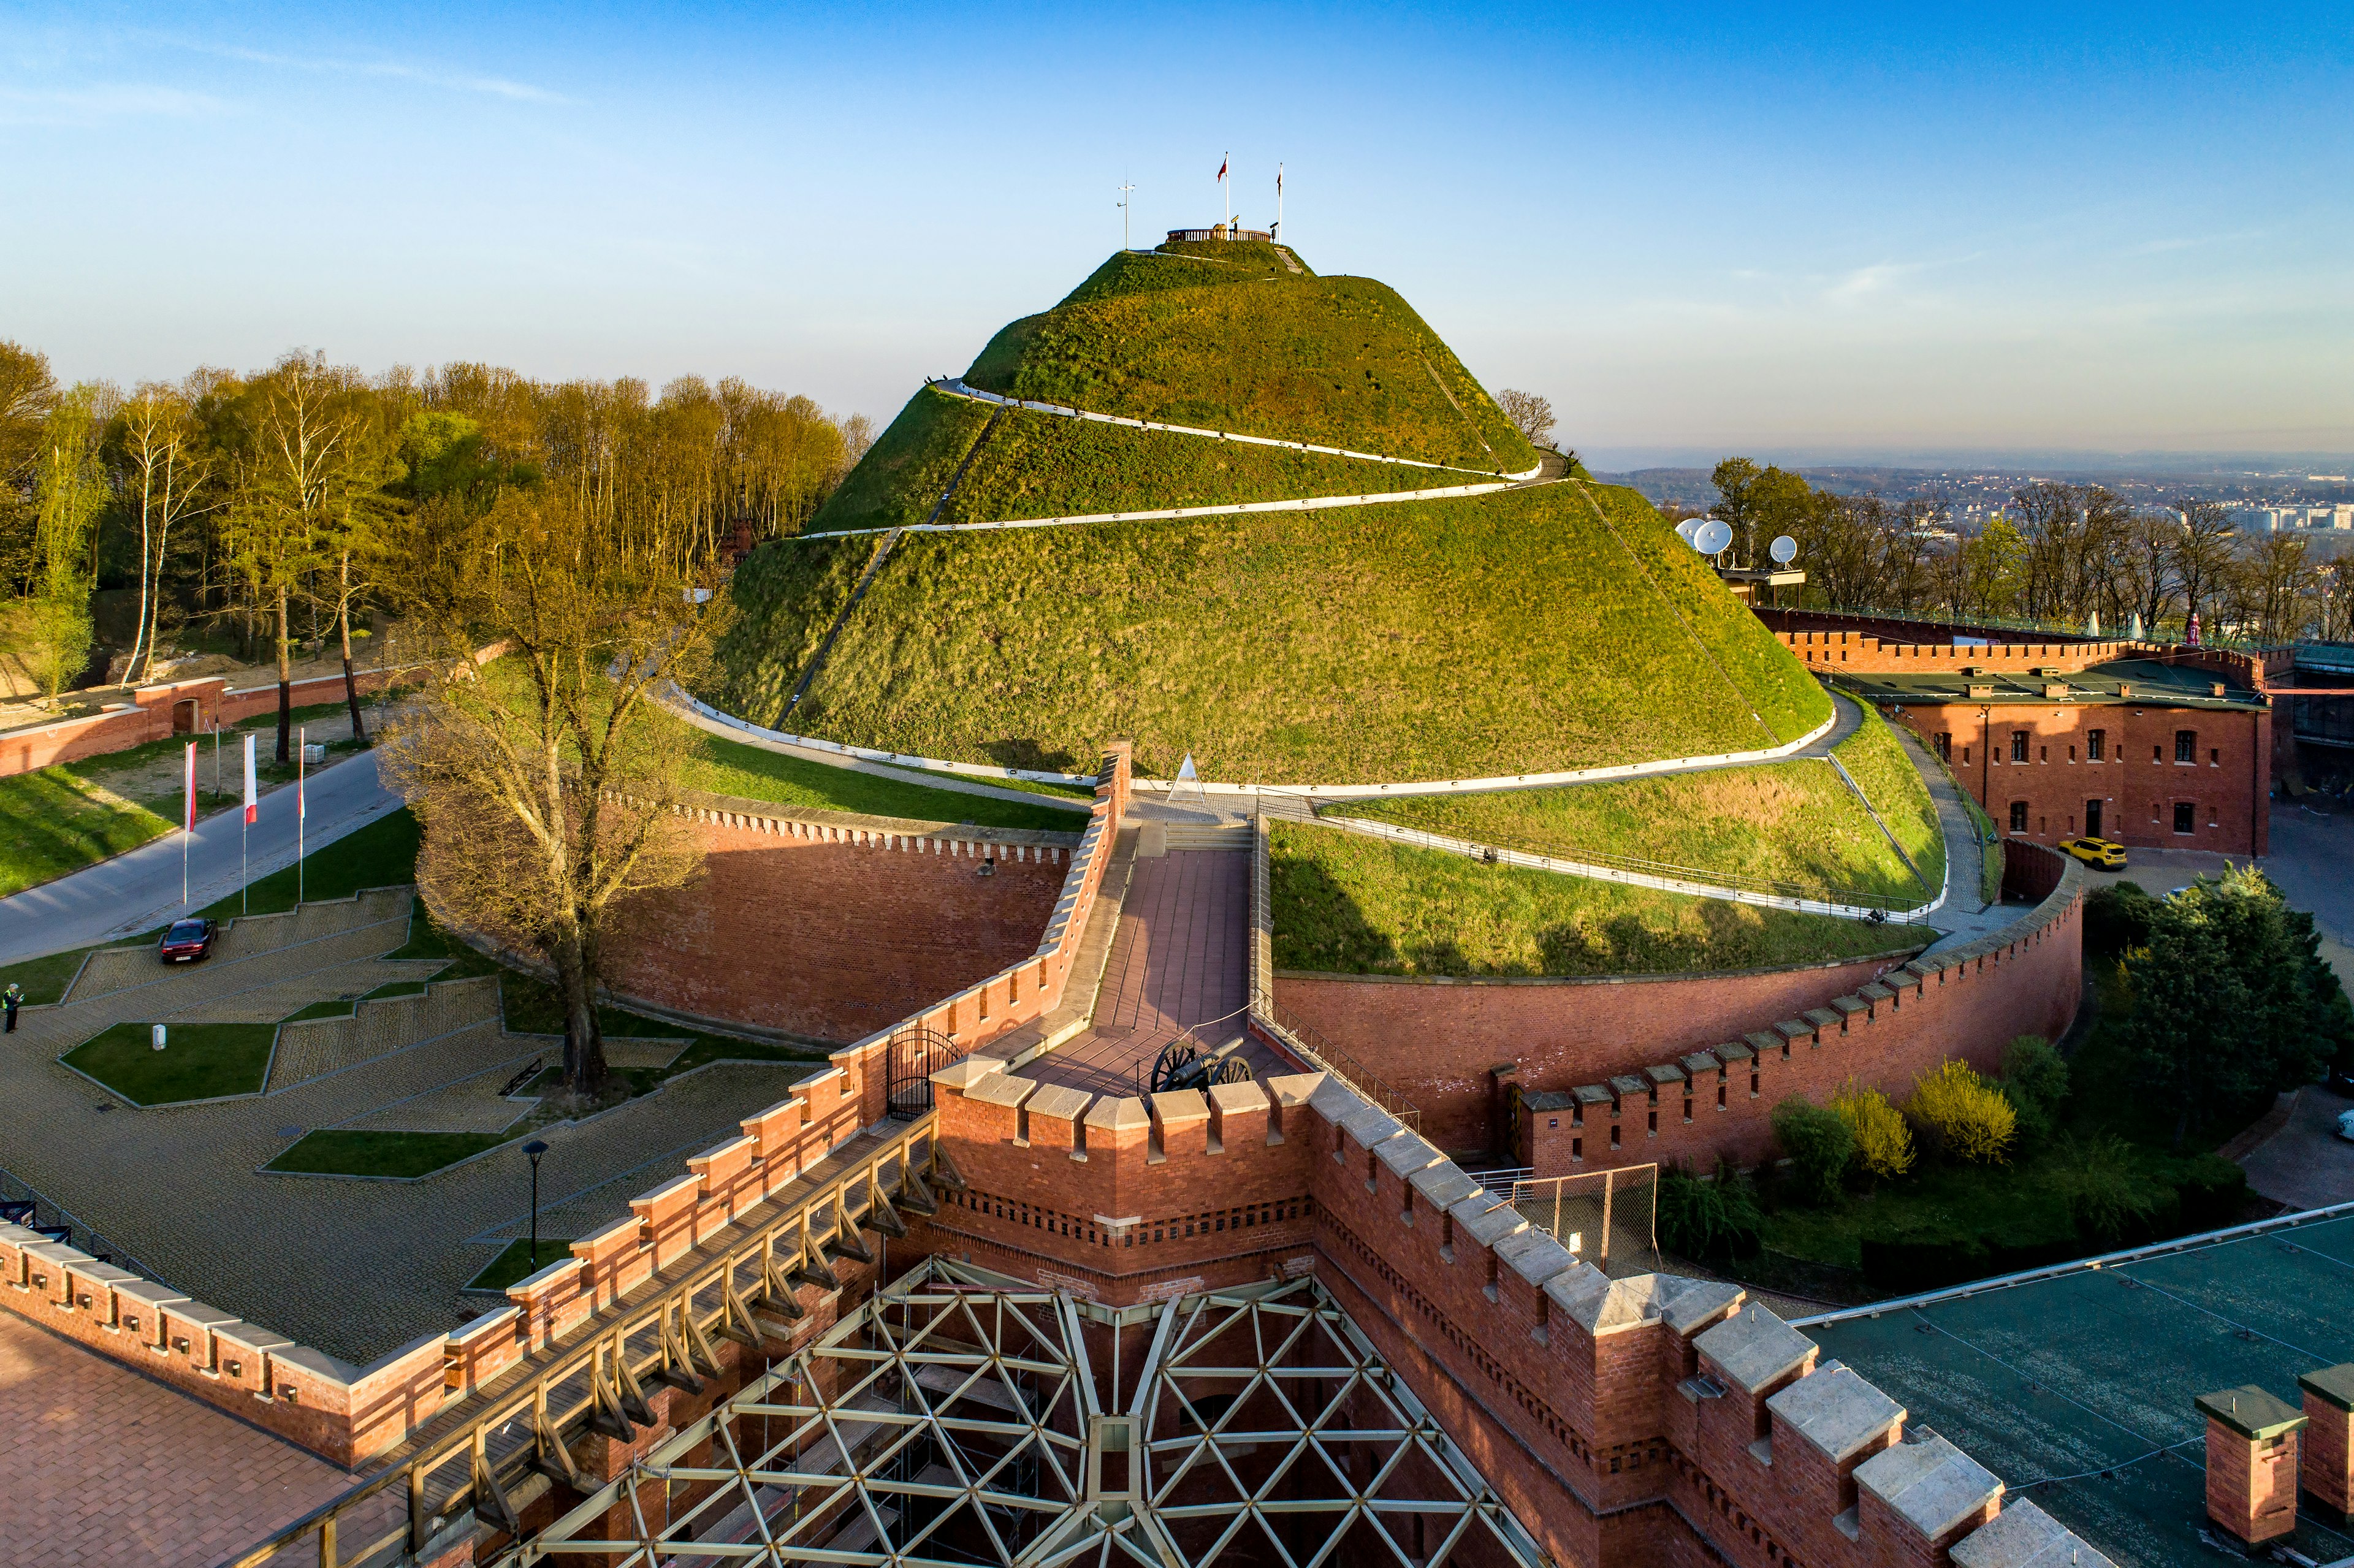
524 1139 550 1270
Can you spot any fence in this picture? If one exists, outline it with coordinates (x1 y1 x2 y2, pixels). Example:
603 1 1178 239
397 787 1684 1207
0 1166 163 1282
224 1115 942 1568
1255 1000 1423 1133
1507 1164 1660 1277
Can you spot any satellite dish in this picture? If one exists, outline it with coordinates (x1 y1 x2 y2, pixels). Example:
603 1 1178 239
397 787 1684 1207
1694 520 1733 557
1675 519 1702 545
1769 535 1797 565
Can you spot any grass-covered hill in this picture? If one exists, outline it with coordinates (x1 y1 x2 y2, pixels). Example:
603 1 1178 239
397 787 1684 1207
801 244 1536 536
965 249 1538 473
811 385 1455 535
712 478 1830 783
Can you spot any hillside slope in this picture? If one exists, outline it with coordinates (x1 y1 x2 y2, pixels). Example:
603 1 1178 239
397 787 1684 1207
966 250 1538 473
713 480 1830 782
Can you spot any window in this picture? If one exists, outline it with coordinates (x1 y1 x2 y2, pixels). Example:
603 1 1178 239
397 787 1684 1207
1935 732 1952 762
2011 731 2030 763
2009 801 2028 832
2174 802 2195 834
2068 745 2076 761
2210 748 2220 765
2153 745 2163 761
2040 745 2049 763
2176 729 2196 763
2087 729 2105 761
1962 745 1971 763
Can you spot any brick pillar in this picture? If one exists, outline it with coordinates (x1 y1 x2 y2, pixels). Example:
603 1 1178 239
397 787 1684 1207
2198 1386 2307 1545
2298 1365 2354 1525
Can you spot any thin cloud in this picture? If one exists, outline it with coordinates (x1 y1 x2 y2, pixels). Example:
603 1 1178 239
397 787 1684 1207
153 36 569 104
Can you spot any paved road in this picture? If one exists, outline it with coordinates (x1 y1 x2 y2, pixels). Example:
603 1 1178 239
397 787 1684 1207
2238 1088 2354 1209
0 748 403 965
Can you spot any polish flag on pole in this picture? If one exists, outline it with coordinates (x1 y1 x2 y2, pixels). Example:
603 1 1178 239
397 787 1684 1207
242 733 259 824
183 742 197 831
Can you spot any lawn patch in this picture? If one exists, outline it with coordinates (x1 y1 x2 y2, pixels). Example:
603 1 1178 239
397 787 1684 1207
720 482 1830 782
1332 756 1924 902
0 945 99 1007
1270 820 1918 978
0 768 174 897
264 1129 513 1178
63 1021 278 1104
194 809 422 921
465 1236 577 1292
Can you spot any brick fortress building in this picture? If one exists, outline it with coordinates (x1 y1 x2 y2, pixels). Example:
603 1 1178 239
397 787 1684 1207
1759 609 2281 856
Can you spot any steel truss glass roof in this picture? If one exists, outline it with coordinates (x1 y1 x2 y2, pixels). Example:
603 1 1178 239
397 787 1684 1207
513 1257 1544 1568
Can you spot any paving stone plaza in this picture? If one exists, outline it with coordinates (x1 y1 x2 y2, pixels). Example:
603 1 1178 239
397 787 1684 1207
0 888 817 1362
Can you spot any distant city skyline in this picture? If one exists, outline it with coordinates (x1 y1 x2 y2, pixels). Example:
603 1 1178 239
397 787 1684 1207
7 2 2350 457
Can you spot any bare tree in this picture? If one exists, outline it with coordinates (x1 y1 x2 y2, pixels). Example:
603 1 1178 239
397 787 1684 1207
381 485 733 1094
111 386 219 683
1494 389 1556 448
2171 501 2238 636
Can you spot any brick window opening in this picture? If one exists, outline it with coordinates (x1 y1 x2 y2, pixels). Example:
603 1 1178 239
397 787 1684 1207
1571 1136 1583 1162
1962 745 1971 763
2175 802 2196 835
2209 807 2219 826
2210 747 2219 764
1547 1117 1558 1129
2011 731 2030 763
2009 801 2028 832
2040 816 2047 833
2176 729 2196 763
1683 1095 1694 1124
1718 1083 1728 1108
1610 1125 1621 1151
2088 728 2105 760
2068 745 2076 761
2040 745 2048 763
1647 1109 1658 1135
1935 732 1952 761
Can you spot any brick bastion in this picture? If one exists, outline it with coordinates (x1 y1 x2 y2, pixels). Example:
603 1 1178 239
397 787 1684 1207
597 790 1081 1043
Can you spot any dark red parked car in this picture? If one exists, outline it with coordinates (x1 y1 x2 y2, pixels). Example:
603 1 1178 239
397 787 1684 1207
159 919 216 963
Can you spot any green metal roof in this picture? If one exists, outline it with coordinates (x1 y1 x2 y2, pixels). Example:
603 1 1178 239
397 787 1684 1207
1836 658 2269 712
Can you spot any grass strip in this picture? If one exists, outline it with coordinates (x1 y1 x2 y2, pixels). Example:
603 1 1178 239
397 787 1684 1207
264 1129 512 1178
194 809 423 921
1270 820 1918 978
0 769 175 897
0 946 101 1007
1829 706 1946 894
63 1021 278 1104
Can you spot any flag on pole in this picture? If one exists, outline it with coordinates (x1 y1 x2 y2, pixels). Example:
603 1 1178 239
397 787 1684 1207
184 742 197 830
242 733 259 824
1217 156 1227 181
1276 164 1282 195
297 731 307 821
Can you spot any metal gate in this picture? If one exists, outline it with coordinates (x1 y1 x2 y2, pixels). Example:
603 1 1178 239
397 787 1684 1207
887 1025 962 1119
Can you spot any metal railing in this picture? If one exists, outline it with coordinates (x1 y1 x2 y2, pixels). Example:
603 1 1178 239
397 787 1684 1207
0 1166 162 1282
1507 1164 1660 1277
221 1114 943 1568
1317 809 1937 922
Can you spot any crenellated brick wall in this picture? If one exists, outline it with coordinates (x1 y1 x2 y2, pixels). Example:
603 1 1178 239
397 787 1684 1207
1 665 416 780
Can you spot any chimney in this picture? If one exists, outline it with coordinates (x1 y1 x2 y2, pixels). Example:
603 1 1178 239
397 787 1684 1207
2298 1364 2354 1525
2197 1385 2306 1545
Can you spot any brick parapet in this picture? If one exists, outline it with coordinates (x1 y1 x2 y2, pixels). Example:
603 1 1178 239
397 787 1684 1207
1 663 421 781
1770 627 2146 675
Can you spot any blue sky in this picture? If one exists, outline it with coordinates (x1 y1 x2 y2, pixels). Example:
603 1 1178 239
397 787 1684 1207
7 2 2349 467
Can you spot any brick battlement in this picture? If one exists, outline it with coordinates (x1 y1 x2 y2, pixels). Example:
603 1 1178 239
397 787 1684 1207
1511 843 2084 1176
1775 629 2146 675
1294 1068 2114 1568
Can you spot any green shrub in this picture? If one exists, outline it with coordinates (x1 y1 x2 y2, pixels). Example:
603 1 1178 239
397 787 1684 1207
1906 1060 2016 1164
1830 1078 1914 1179
2167 1152 2250 1232
1772 1097 1854 1206
2083 881 2158 958
2051 1134 2161 1246
1657 1161 1764 1260
1998 1035 2071 1141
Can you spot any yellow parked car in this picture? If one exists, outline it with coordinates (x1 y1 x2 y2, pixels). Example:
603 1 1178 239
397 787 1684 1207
2059 835 2127 870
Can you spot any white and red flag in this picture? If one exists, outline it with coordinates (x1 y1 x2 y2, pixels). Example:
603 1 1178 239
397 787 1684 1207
242 733 259 824
297 728 307 821
183 741 197 831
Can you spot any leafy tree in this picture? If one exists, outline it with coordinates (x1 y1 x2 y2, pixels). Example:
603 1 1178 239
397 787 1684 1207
1771 1096 1854 1205
1830 1078 1914 1179
2083 881 2158 958
0 341 58 597
108 384 220 684
6 385 113 698
1656 1160 1762 1260
1906 1060 2016 1163
381 485 734 1094
1998 1035 2070 1141
2122 866 2336 1149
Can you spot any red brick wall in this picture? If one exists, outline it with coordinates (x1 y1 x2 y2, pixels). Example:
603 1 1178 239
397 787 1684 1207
1273 951 1921 1156
1890 698 2269 855
602 818 1069 1042
2 668 409 780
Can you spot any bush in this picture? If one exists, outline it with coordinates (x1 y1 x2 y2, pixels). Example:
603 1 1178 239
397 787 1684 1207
2052 1134 2161 1246
1906 1060 2017 1165
1830 1078 1914 1179
1999 1035 2071 1141
2168 1153 2250 1231
1658 1161 1764 1261
1772 1097 1855 1206
2084 881 2158 958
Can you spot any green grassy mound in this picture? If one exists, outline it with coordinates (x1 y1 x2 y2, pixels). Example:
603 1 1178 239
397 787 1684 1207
64 1022 278 1104
1270 822 1918 978
1830 708 1946 894
1148 240 1309 276
1330 708 1945 903
805 386 1460 538
715 481 1829 782
964 250 1536 472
